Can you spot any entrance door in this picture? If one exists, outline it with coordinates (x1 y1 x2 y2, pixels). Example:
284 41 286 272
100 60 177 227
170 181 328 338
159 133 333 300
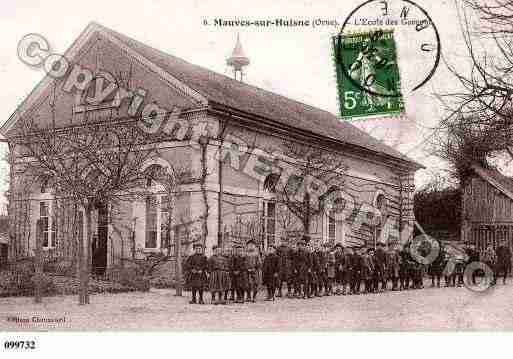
92 203 108 277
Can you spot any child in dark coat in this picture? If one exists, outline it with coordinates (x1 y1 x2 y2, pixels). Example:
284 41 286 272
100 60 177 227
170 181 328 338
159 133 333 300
263 245 280 301
184 243 208 304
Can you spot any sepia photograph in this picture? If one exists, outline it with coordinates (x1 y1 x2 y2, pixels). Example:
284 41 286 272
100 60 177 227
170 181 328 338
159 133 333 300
0 0 513 355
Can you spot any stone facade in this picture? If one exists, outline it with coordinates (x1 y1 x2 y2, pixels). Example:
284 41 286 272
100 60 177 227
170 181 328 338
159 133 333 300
2 23 421 273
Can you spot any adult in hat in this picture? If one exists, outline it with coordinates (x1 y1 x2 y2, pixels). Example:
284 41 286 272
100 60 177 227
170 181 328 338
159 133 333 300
263 245 280 301
244 239 262 302
231 244 248 303
349 246 362 295
374 242 387 292
325 244 336 295
184 242 208 304
208 245 231 304
334 243 345 295
294 237 311 299
276 243 293 298
221 246 234 302
496 240 512 285
386 244 401 291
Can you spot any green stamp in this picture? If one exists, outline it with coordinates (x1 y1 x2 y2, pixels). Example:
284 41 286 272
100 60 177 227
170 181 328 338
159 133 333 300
332 29 405 119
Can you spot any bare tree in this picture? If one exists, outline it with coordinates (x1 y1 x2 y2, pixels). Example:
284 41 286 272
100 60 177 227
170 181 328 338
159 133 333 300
275 203 302 243
268 141 348 238
436 0 513 175
145 161 191 296
432 114 507 181
13 118 157 304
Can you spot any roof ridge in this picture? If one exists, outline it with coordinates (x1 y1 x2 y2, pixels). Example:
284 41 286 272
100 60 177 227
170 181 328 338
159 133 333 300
98 23 351 120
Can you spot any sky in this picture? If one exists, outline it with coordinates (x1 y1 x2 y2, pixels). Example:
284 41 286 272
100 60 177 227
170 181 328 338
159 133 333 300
0 0 496 204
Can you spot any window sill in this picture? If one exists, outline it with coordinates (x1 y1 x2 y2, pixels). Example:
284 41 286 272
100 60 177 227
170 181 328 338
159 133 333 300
141 248 164 253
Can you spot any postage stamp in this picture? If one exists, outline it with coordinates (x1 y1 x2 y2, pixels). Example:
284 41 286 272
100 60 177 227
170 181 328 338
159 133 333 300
332 29 404 119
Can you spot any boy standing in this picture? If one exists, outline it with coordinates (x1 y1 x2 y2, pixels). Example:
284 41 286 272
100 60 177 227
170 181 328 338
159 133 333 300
362 248 375 294
245 240 262 303
208 245 231 304
184 242 208 304
374 243 387 292
231 245 247 303
295 238 310 299
326 246 336 295
350 248 362 295
263 245 280 301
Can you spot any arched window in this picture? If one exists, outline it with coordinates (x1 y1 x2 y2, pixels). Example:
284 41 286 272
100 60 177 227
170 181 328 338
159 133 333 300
326 209 336 245
36 179 56 249
262 173 278 248
142 164 170 251
373 191 388 245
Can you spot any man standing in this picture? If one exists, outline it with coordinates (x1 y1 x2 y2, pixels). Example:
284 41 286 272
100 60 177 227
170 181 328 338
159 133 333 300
399 246 412 290
429 244 445 288
222 247 233 302
309 243 320 297
313 243 327 296
496 240 512 285
343 246 353 295
362 248 375 294
326 245 336 295
465 244 480 285
295 238 311 299
277 243 293 298
483 245 497 286
245 240 262 303
231 245 247 303
184 243 208 304
334 244 345 295
208 245 231 305
374 242 387 292
350 247 362 295
263 245 280 301
386 245 400 291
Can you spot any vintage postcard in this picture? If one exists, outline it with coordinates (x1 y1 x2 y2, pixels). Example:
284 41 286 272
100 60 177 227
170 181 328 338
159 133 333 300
1 0 513 354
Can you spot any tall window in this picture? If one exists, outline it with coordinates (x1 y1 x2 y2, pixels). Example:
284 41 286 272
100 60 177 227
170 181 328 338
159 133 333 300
39 201 56 249
328 211 336 245
161 195 170 250
263 201 276 248
145 194 171 250
145 196 158 249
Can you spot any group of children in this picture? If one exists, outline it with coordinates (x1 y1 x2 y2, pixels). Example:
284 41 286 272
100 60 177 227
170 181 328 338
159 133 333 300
183 236 509 305
185 236 427 305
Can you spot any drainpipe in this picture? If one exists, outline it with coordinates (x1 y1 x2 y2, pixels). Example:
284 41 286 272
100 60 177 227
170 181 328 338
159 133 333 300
217 115 231 247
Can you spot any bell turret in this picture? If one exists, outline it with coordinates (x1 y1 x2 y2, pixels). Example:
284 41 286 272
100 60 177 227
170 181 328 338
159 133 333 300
226 34 250 82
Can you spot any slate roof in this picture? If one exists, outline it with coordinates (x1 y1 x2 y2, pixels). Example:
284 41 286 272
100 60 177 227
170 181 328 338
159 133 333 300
97 24 421 168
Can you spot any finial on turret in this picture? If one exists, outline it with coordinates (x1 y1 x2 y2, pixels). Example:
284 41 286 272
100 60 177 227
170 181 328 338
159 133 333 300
226 34 250 82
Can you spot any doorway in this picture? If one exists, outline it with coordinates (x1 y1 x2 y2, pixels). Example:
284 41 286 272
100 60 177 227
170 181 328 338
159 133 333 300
92 203 108 277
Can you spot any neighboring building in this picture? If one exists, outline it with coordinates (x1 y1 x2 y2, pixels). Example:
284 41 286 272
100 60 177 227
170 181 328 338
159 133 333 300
1 23 422 275
461 164 513 255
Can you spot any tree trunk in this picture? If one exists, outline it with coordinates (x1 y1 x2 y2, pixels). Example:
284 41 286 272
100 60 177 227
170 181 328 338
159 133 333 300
34 219 43 304
131 218 136 260
84 207 92 304
78 210 85 305
78 206 92 305
174 226 183 296
303 193 311 238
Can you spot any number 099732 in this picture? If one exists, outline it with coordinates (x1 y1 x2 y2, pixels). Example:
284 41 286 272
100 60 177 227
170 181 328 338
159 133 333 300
4 341 36 350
